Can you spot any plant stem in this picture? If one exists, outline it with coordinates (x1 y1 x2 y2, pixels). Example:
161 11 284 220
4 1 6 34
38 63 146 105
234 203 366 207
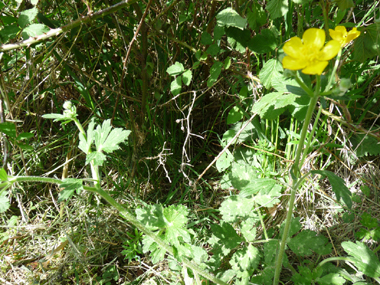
273 94 319 285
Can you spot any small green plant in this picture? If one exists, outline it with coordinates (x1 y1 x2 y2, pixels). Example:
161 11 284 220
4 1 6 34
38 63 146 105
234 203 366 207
121 228 143 263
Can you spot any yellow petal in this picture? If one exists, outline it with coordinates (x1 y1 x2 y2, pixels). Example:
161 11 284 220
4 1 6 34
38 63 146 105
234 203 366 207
346 28 361 43
283 37 304 58
302 61 328 75
303 28 325 49
282 56 307 70
319 40 340 60
329 29 344 44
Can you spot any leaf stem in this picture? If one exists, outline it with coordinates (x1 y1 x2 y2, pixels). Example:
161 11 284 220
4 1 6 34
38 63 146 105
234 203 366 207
273 93 319 285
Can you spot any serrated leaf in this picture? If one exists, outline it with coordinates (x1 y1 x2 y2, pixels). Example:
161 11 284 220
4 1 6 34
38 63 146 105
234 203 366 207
247 5 267 31
163 205 191 247
230 244 260 277
229 162 260 192
222 122 258 146
216 8 247 30
88 119 130 166
0 122 16 138
351 133 380 157
342 241 380 278
227 106 243 124
18 7 38 28
136 204 166 230
209 222 243 258
254 183 281 207
288 230 330 256
182 69 192 86
219 196 256 222
311 170 352 208
259 59 284 89
0 191 10 213
360 212 378 229
266 0 289 19
170 76 182 95
241 218 257 242
248 29 278 54
78 119 96 155
22 23 49 39
58 178 83 202
206 43 220 56
291 266 313 284
142 235 166 263
166 62 185 76
280 217 302 239
216 150 233 172
0 24 20 43
251 92 288 120
353 24 380 62
207 61 223 87
317 273 346 285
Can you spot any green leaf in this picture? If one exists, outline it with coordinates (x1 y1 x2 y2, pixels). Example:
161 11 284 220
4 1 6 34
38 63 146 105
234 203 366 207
251 92 289 120
216 8 247 30
254 183 281 207
226 27 251 53
247 5 267 31
353 24 380 62
316 273 346 285
0 168 8 181
350 133 380 157
239 178 278 197
201 31 213 45
1 16 17 25
0 24 21 43
259 59 284 89
16 142 33 151
342 241 380 278
18 7 38 28
214 24 225 40
0 122 16 138
219 196 257 223
266 0 289 19
291 266 313 284
182 69 192 86
216 150 234 172
248 29 278 54
22 23 49 39
222 121 259 146
360 212 378 229
78 119 96 155
332 0 355 10
170 76 182 96
241 218 257 242
229 162 260 191
0 191 10 213
280 217 302 239
311 170 352 208
288 230 330 256
166 62 185 76
58 178 83 203
208 222 242 260
17 132 34 140
207 61 223 87
227 106 243 124
230 244 261 277
206 43 220 56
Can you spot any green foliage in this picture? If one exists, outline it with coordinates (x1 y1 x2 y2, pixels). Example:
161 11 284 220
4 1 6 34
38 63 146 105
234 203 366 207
216 8 247 30
342 241 380 278
311 170 352 208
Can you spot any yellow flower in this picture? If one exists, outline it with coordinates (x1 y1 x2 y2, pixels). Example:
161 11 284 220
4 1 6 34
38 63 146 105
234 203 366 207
329 26 361 47
282 28 341 75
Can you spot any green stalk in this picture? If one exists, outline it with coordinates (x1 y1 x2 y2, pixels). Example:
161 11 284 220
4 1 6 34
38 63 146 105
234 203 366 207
273 93 319 285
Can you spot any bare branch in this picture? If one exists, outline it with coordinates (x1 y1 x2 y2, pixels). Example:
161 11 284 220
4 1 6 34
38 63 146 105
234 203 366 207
0 0 137 52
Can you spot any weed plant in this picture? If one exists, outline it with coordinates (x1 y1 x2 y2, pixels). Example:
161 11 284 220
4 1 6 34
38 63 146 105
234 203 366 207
0 0 380 284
